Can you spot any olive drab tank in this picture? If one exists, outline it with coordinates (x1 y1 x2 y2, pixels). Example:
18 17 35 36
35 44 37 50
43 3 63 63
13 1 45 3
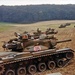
46 28 58 35
59 24 66 28
33 28 58 36
1 33 74 75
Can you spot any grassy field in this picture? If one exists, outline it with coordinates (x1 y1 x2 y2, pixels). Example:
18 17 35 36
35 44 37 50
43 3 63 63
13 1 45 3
0 20 75 32
0 22 14 32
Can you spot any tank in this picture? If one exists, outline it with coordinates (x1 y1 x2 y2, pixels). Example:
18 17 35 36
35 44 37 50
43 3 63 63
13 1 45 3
1 38 74 75
33 28 58 36
59 23 71 28
46 28 58 35
65 23 71 26
59 24 66 28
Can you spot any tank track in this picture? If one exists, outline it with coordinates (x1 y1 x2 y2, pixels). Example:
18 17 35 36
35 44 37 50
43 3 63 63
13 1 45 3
0 48 74 75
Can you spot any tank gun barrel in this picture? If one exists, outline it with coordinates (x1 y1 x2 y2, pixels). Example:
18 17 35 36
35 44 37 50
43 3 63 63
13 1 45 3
56 39 71 43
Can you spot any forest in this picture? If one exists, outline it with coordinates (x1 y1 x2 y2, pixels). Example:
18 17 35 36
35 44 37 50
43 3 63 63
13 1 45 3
0 4 75 23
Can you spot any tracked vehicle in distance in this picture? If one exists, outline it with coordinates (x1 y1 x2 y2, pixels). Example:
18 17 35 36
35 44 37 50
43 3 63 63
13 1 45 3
33 28 58 36
45 28 58 35
0 35 74 75
59 24 66 28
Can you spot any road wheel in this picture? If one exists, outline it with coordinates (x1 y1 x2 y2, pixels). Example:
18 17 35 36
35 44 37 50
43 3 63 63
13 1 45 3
66 52 74 60
17 67 26 75
48 61 56 70
38 63 46 72
57 59 64 68
28 65 37 74
0 64 5 75
6 70 15 75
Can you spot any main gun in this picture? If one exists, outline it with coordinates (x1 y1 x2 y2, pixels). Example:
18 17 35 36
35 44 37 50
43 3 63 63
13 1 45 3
56 39 71 43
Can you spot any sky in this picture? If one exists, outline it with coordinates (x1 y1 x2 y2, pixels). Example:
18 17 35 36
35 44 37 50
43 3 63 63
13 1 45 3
0 0 75 6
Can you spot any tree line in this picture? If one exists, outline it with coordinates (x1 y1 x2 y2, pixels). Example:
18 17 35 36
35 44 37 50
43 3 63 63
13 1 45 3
0 4 75 23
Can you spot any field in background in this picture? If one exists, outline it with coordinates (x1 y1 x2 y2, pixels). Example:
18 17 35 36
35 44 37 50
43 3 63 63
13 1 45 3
0 20 75 32
0 20 75 75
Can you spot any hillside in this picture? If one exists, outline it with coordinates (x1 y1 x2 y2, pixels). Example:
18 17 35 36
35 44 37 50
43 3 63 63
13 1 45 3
0 5 75 23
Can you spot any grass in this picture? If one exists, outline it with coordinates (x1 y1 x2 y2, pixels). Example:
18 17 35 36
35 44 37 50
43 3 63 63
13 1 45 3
0 25 11 31
0 20 75 32
0 22 14 32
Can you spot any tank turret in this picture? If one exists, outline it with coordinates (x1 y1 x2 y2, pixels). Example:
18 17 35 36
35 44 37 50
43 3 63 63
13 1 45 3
2 36 71 52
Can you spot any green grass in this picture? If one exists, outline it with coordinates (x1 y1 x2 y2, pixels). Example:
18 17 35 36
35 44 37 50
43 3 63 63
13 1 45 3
0 26 11 31
0 22 14 32
0 22 16 26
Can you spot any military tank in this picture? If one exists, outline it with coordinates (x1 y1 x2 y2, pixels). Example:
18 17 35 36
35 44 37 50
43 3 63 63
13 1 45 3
1 36 74 75
59 24 66 28
65 23 71 26
33 28 58 36
46 28 58 35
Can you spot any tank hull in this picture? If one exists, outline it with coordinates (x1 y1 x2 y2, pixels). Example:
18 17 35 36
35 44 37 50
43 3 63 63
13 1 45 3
0 48 74 75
